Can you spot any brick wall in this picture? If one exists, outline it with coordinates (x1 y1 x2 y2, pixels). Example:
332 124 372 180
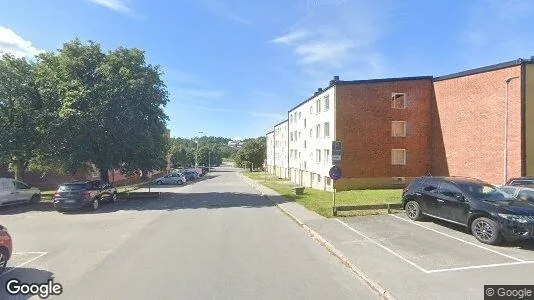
335 79 433 185
432 66 522 184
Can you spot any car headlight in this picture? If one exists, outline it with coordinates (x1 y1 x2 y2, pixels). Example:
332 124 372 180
498 214 531 223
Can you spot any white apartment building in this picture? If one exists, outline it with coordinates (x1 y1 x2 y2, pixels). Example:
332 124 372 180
274 119 289 179
265 131 275 174
288 87 335 191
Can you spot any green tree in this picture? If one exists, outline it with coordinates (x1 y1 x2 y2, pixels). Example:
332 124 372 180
233 138 266 171
0 54 41 180
33 39 169 181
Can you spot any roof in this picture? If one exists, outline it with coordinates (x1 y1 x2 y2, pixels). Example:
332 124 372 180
274 119 288 127
434 58 534 81
288 76 433 113
265 130 274 135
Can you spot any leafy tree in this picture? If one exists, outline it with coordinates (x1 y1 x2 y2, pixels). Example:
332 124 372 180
233 138 266 171
0 54 41 180
33 39 169 181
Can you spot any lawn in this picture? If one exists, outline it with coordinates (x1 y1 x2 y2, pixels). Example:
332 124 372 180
243 171 403 218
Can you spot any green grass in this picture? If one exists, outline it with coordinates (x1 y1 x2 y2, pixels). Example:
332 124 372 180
243 171 403 218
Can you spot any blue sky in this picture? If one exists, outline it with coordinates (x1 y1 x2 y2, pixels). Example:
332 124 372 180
1 0 533 139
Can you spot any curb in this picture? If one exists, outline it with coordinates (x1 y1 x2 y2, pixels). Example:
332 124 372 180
239 173 396 300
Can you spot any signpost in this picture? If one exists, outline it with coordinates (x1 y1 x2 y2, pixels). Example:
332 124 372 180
330 141 343 216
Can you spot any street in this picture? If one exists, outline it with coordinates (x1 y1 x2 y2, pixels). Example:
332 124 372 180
0 168 377 299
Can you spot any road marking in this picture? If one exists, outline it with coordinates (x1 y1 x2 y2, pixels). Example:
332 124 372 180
426 261 534 273
336 219 430 273
1 252 48 278
390 214 525 262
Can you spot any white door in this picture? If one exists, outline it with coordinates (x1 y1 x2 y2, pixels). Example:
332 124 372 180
13 180 32 202
0 179 16 204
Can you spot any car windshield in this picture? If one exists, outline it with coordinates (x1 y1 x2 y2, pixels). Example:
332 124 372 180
59 183 88 191
457 182 513 201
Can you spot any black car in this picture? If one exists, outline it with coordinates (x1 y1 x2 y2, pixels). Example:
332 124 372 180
182 171 197 181
53 180 117 211
505 177 534 188
402 176 534 245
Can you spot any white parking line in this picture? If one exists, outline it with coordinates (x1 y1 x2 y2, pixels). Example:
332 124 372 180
1 252 48 277
390 214 525 262
426 261 534 273
336 219 430 273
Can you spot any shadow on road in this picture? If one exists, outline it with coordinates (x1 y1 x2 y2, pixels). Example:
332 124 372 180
0 202 56 215
0 267 56 300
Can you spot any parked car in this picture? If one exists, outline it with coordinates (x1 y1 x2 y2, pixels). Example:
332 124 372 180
155 173 185 185
182 170 199 181
505 177 534 188
402 176 534 245
0 177 41 206
498 185 534 203
0 224 12 273
53 180 117 211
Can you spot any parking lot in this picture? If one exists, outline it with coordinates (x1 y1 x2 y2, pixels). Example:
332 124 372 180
307 213 534 300
0 174 214 299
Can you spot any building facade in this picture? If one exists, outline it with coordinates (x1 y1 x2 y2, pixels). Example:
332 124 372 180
274 120 289 179
266 131 275 174
266 58 534 191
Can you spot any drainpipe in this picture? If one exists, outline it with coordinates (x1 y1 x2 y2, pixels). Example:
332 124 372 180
504 76 520 184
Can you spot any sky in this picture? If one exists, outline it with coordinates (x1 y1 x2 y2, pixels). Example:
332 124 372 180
1 0 533 139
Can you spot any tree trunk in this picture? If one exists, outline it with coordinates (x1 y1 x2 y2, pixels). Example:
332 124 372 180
99 168 110 182
13 160 26 181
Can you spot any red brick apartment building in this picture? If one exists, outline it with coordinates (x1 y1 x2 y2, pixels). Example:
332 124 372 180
265 57 534 190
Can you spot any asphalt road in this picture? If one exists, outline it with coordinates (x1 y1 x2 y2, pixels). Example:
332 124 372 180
0 168 376 299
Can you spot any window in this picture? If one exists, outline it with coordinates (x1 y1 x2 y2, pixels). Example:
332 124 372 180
317 175 321 183
295 131 298 141
298 132 301 139
304 118 307 128
298 152 301 159
324 122 330 137
391 121 406 137
324 95 330 111
316 99 321 114
422 183 438 193
518 189 534 201
290 114 293 123
324 149 330 165
310 106 313 114
14 181 29 190
391 93 406 109
303 140 307 149
316 149 321 163
290 132 293 141
326 177 331 185
391 149 406 165
316 124 321 139
299 112 302 119
309 129 313 137
437 182 463 198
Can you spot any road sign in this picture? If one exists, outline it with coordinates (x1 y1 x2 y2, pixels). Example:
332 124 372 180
332 141 343 165
329 165 342 180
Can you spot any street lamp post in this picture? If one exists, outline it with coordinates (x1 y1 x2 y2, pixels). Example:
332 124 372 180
504 76 519 184
196 131 204 169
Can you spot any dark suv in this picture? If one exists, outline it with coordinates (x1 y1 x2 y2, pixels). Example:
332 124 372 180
53 180 117 211
402 176 534 245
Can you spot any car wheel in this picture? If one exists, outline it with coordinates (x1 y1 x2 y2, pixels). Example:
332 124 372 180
0 248 8 274
177 180 183 185
471 217 501 245
156 180 163 185
405 200 424 221
30 194 41 204
92 198 100 211
112 193 117 203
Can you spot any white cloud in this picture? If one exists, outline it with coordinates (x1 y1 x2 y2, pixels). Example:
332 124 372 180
198 0 251 25
0 26 44 58
271 30 310 44
87 0 132 14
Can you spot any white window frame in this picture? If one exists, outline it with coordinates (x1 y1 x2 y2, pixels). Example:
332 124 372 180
391 93 407 109
316 124 321 139
316 99 321 114
324 122 330 137
391 121 407 137
391 149 407 165
324 149 330 165
324 95 330 111
316 149 321 163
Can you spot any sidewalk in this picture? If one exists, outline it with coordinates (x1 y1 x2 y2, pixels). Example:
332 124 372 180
239 173 394 299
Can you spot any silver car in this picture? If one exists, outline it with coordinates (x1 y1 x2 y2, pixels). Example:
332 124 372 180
154 173 185 185
0 177 41 206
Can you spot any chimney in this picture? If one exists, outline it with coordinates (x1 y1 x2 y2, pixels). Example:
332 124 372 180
333 75 340 81
329 80 335 85
318 88 323 93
